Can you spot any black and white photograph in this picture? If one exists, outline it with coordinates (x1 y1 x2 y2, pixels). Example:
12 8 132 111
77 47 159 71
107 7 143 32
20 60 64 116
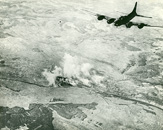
0 0 163 129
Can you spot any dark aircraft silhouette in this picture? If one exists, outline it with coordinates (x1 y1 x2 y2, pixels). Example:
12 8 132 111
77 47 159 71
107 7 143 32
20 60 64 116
96 2 163 29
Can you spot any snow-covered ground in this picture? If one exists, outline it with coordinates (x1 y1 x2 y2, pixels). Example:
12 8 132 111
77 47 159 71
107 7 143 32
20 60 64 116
0 0 163 129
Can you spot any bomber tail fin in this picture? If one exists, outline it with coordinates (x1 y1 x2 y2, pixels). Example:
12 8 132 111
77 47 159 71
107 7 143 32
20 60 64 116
131 2 137 15
133 2 152 18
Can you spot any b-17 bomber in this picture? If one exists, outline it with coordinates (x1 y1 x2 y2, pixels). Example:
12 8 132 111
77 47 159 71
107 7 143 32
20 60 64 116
95 2 163 29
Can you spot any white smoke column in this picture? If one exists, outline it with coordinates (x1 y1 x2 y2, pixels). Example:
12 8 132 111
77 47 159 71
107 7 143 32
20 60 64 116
62 53 94 78
62 53 96 86
42 53 105 87
62 53 80 78
81 63 93 77
42 66 62 87
91 75 104 85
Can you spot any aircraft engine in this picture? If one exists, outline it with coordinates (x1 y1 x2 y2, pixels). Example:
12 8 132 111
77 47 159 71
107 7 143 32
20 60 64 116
126 22 133 28
138 23 145 29
107 18 116 24
97 15 105 20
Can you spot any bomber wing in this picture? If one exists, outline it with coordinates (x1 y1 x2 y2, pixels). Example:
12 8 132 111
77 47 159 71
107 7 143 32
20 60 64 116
82 9 116 24
96 14 116 24
125 21 163 29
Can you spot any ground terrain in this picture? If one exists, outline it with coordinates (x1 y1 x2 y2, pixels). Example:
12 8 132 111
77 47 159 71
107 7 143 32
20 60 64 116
0 0 163 129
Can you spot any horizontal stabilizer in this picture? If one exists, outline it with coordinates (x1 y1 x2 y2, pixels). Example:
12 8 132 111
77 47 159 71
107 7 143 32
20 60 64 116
136 14 152 18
